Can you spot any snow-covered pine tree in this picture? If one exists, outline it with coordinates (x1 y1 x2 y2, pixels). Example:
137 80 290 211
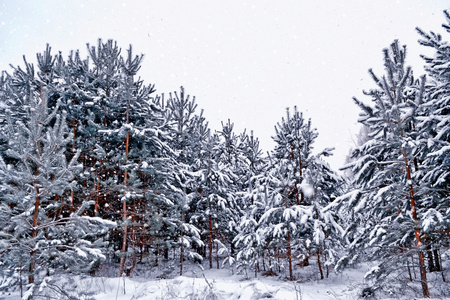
214 120 250 269
188 128 237 269
45 40 177 276
340 40 430 297
416 11 450 278
111 44 177 276
85 39 126 224
189 129 215 269
258 107 318 280
1 40 184 277
304 149 344 279
165 86 205 275
0 91 114 295
25 40 129 273
233 131 268 278
8 41 114 227
117 43 141 276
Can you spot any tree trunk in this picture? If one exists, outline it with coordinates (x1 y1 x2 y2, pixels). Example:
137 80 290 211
255 255 259 278
94 158 100 216
317 250 324 280
434 248 446 282
216 241 219 269
268 250 272 271
286 227 293 280
277 250 281 273
407 255 413 281
29 190 40 284
433 248 441 272
29 88 44 284
417 248 429 298
129 199 137 276
289 148 303 205
262 251 266 272
403 156 429 298
70 189 74 214
284 186 294 281
394 102 430 297
70 117 76 214
322 250 329 278
208 201 213 269
412 255 417 279
180 211 184 276
119 100 130 276
119 203 128 276
426 245 435 272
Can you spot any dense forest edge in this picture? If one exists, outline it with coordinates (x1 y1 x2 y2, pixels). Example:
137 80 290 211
0 10 448 300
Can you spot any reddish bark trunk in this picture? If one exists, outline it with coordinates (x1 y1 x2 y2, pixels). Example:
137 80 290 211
119 101 130 276
29 188 40 284
403 150 429 298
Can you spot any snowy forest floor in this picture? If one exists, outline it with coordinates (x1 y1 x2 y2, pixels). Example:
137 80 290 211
1 258 449 300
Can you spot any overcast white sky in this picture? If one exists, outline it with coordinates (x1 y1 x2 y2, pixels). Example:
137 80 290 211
0 1 448 170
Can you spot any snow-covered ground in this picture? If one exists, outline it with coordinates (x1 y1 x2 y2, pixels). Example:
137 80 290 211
90 268 361 300
0 270 359 299
1 261 448 300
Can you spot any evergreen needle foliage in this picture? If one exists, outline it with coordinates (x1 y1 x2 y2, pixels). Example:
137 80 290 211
0 10 448 298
